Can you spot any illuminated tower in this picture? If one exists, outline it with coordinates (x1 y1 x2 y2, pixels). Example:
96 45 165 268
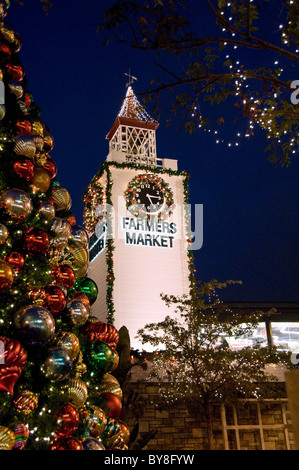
83 83 193 349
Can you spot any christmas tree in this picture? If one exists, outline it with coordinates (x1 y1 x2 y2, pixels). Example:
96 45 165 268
0 1 129 450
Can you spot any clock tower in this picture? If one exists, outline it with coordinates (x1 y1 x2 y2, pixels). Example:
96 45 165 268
83 84 193 350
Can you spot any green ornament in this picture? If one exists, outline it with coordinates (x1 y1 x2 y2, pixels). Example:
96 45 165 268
84 341 114 376
73 277 98 305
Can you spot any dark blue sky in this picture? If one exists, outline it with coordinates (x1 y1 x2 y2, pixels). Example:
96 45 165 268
7 0 299 302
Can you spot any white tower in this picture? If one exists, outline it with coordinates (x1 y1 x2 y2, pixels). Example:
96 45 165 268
83 84 193 350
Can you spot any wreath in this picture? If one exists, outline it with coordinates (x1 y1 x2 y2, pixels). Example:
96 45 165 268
124 173 175 220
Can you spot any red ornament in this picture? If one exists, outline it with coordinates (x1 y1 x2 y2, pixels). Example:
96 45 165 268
23 92 32 109
0 336 27 395
72 292 90 309
51 264 76 290
104 392 122 419
11 156 35 181
14 119 32 136
84 322 119 350
4 63 24 82
0 42 11 61
49 436 83 450
42 156 57 179
55 403 79 438
42 285 66 316
5 251 25 274
23 227 50 255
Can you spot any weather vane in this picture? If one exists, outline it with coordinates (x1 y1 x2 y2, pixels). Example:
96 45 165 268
124 70 137 88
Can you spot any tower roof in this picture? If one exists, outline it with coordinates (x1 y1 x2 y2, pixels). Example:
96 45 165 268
106 85 159 141
118 85 157 123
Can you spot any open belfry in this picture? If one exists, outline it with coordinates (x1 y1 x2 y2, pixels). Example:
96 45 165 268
83 81 193 349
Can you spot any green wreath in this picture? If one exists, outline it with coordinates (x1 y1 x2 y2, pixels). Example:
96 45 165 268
124 173 175 220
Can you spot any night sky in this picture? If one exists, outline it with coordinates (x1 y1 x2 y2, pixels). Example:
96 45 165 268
6 0 299 303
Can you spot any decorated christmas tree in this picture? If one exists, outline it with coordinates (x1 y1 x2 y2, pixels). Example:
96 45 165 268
0 1 129 451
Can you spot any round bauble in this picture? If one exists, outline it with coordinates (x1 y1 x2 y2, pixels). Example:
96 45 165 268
38 201 55 221
60 377 88 409
84 341 114 376
87 406 107 439
14 134 36 159
42 284 66 316
52 331 80 361
72 291 90 309
103 392 122 419
0 188 32 223
30 166 51 193
55 402 79 438
42 156 57 179
12 423 29 450
50 187 72 212
0 223 8 244
0 336 27 395
14 305 55 346
43 128 54 152
50 217 71 248
49 436 83 450
5 251 24 274
98 373 122 401
72 277 98 305
69 225 89 247
0 259 13 292
0 426 15 450
41 347 72 381
13 390 38 415
82 437 105 450
66 299 89 327
51 264 76 290
23 227 50 254
63 243 88 272
8 81 23 99
32 134 44 152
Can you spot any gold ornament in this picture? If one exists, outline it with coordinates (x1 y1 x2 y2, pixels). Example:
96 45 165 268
52 331 80 361
61 377 88 409
14 135 36 159
65 244 88 269
99 374 123 401
30 166 51 193
74 351 87 377
0 259 14 292
0 426 15 450
0 224 9 245
31 119 44 136
50 187 72 211
111 350 119 371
